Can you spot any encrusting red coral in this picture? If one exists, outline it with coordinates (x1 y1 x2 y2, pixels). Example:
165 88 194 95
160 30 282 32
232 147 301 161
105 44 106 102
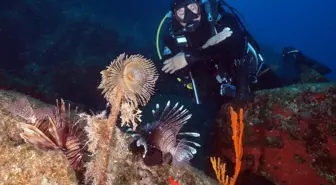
210 83 336 185
168 177 180 185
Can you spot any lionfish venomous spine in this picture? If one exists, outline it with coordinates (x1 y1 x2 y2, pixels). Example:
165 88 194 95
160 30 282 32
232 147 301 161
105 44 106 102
129 101 201 167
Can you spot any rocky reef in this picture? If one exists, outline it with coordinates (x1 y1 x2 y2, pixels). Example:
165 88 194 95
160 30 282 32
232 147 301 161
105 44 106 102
1 79 335 185
94 120 218 185
211 82 336 185
0 90 78 185
0 89 218 185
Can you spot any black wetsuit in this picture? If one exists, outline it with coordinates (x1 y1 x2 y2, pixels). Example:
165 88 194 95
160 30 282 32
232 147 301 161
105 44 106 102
160 8 254 102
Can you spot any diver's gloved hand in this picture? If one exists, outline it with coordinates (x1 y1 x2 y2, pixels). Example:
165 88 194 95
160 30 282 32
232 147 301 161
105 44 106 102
162 52 188 74
220 83 252 101
220 83 236 98
202 27 232 49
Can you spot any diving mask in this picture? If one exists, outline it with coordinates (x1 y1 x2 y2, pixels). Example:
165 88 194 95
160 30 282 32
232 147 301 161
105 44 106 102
174 1 201 32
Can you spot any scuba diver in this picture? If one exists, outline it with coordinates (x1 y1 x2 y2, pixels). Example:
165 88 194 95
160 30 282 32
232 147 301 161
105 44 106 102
159 0 271 104
158 0 332 105
280 46 332 84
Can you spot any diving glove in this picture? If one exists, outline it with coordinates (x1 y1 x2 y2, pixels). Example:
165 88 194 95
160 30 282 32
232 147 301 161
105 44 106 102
220 83 236 98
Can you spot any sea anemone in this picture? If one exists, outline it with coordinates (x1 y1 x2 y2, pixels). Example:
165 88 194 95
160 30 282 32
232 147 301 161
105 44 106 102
128 101 201 167
17 99 86 170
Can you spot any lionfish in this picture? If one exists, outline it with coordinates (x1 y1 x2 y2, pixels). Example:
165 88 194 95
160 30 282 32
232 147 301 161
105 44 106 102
128 101 201 167
6 97 86 170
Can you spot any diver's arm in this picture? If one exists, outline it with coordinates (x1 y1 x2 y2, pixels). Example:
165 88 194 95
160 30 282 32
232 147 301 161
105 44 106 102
159 35 193 97
185 14 246 66
185 33 245 65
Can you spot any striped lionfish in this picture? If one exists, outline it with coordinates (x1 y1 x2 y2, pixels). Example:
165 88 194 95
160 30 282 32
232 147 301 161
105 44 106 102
128 101 201 167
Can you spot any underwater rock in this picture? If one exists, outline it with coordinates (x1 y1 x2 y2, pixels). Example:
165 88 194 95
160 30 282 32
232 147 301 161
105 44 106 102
82 110 218 185
211 82 336 185
299 67 330 83
0 90 78 185
0 90 218 185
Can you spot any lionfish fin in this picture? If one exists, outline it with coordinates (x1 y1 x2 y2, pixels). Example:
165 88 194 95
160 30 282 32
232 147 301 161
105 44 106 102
178 132 200 137
152 103 160 119
19 123 59 150
177 139 201 147
154 101 191 134
48 117 62 146
171 138 195 167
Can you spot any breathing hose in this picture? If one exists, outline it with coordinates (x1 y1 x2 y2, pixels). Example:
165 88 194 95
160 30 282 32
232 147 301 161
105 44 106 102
156 11 172 60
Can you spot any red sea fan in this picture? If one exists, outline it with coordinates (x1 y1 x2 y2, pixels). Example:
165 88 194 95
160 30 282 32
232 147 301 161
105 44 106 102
8 98 86 170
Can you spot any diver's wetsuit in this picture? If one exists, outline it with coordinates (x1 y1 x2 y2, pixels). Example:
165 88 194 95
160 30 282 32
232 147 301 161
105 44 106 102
161 9 258 103
164 12 246 65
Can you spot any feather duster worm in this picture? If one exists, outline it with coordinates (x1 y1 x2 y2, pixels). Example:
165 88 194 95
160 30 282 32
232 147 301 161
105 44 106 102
10 98 86 170
128 101 201 167
87 53 158 185
98 53 158 108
